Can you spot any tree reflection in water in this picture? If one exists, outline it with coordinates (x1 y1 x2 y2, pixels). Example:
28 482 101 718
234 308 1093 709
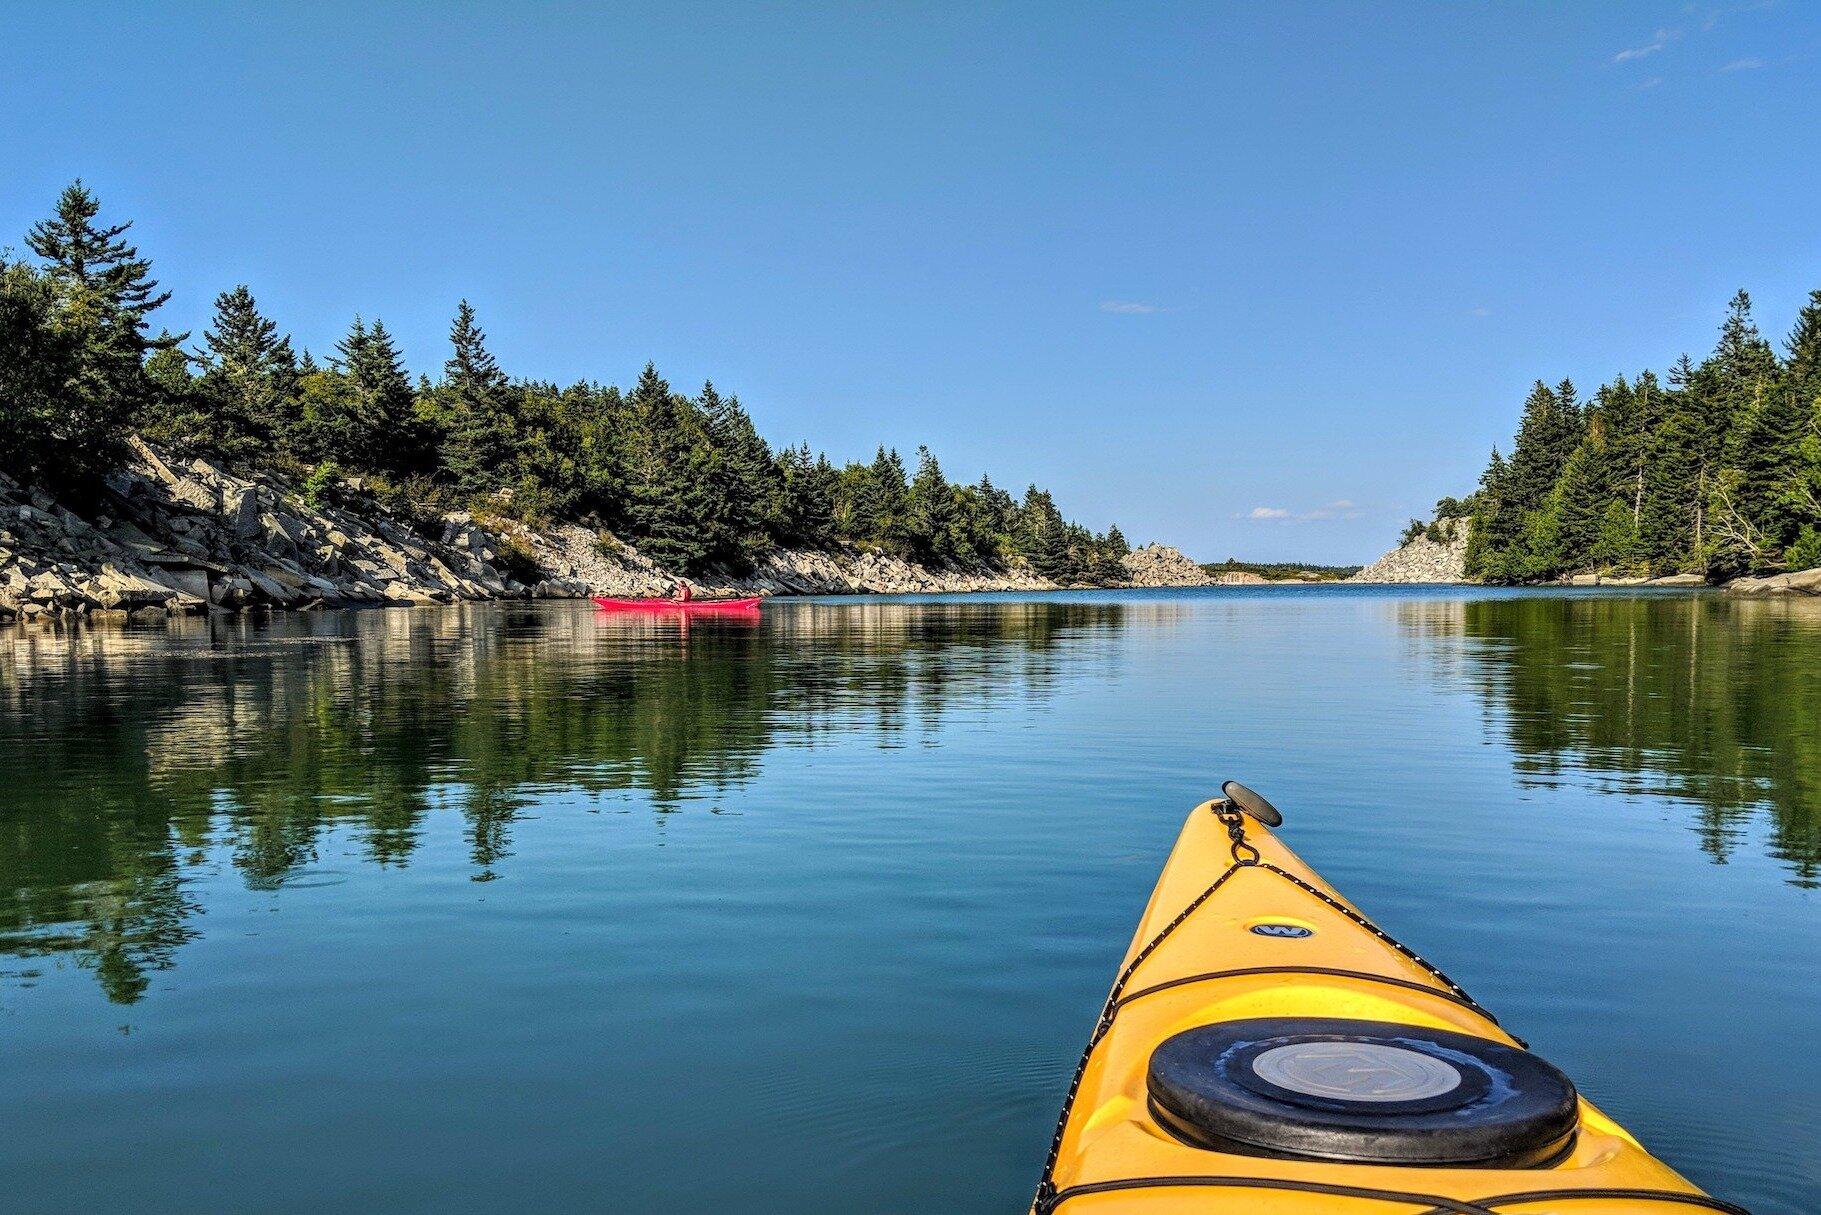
1397 593 1821 887
0 599 1127 1002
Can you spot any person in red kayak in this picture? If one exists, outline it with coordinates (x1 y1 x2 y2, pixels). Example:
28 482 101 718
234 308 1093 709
671 581 692 602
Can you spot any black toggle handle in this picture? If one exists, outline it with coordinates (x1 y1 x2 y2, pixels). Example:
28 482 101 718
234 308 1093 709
1222 780 1283 827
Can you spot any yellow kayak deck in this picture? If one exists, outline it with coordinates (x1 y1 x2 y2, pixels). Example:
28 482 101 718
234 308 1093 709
1033 798 1744 1214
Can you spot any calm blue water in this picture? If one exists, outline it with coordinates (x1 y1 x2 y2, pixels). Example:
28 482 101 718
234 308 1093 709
1 588 1815 1212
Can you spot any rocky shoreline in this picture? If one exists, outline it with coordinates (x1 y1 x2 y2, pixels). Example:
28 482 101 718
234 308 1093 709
12 445 1814 628
1348 516 1820 595
1347 521 1469 584
0 445 1223 626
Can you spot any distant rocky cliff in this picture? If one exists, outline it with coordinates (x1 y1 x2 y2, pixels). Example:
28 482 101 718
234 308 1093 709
1348 520 1469 584
1121 544 1214 587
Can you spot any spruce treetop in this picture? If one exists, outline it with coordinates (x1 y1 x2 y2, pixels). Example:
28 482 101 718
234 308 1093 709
27 181 170 314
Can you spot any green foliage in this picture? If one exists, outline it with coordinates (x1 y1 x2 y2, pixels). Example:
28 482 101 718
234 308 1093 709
0 182 1119 579
1433 495 1474 520
1787 526 1821 573
1465 289 1821 581
776 444 837 548
8 183 177 496
0 258 77 484
435 301 517 496
1200 559 1362 581
618 363 716 572
301 461 341 508
190 285 297 459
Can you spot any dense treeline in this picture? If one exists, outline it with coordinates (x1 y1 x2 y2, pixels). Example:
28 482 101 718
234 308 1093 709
1463 289 1821 582
1199 558 1361 581
0 183 1129 581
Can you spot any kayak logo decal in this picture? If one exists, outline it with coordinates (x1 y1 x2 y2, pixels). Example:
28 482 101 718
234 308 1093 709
1250 923 1313 938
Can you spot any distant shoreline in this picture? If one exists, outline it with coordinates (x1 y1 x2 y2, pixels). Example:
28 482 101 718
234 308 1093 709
0 442 1227 626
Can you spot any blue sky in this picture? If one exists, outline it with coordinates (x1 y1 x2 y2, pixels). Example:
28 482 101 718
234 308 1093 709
5 3 1817 562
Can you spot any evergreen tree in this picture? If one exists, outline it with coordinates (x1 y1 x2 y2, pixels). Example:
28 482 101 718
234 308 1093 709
0 186 1258 583
619 363 713 571
26 182 171 325
971 475 1018 562
1453 289 1821 579
851 446 910 554
698 381 780 558
1463 449 1514 580
356 319 432 476
1779 294 1821 556
1786 290 1821 402
906 445 959 564
1704 293 1788 570
292 317 428 476
1018 485 1073 580
777 444 837 547
1547 431 1607 574
22 182 176 492
1593 500 1640 569
139 341 214 455
182 285 298 458
1638 362 1707 573
1505 381 1585 507
0 258 78 483
438 301 516 494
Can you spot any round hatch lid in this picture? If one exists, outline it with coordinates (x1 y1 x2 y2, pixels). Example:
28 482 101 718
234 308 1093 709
1146 1017 1579 1168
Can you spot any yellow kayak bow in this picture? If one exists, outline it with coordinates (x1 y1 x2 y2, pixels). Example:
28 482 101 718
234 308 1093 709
1032 783 1747 1215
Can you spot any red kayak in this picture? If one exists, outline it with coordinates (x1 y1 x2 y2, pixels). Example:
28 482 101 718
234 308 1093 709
591 595 762 613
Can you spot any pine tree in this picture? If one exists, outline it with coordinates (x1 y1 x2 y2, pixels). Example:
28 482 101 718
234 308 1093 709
1779 293 1821 555
619 363 712 571
1018 485 1073 580
0 258 78 482
698 380 780 558
186 285 298 458
851 446 910 554
1549 431 1607 573
1787 290 1821 402
777 443 836 547
906 446 959 564
1593 500 1640 569
357 319 431 475
1703 292 1788 570
138 341 214 455
438 301 516 494
23 182 176 491
1463 449 1515 581
1639 364 1706 573
26 182 171 325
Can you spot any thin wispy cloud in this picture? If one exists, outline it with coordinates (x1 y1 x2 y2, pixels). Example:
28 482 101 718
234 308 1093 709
1242 501 1361 523
1099 300 1165 315
1468 306 1493 317
1613 28 1678 61
1719 57 1765 71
